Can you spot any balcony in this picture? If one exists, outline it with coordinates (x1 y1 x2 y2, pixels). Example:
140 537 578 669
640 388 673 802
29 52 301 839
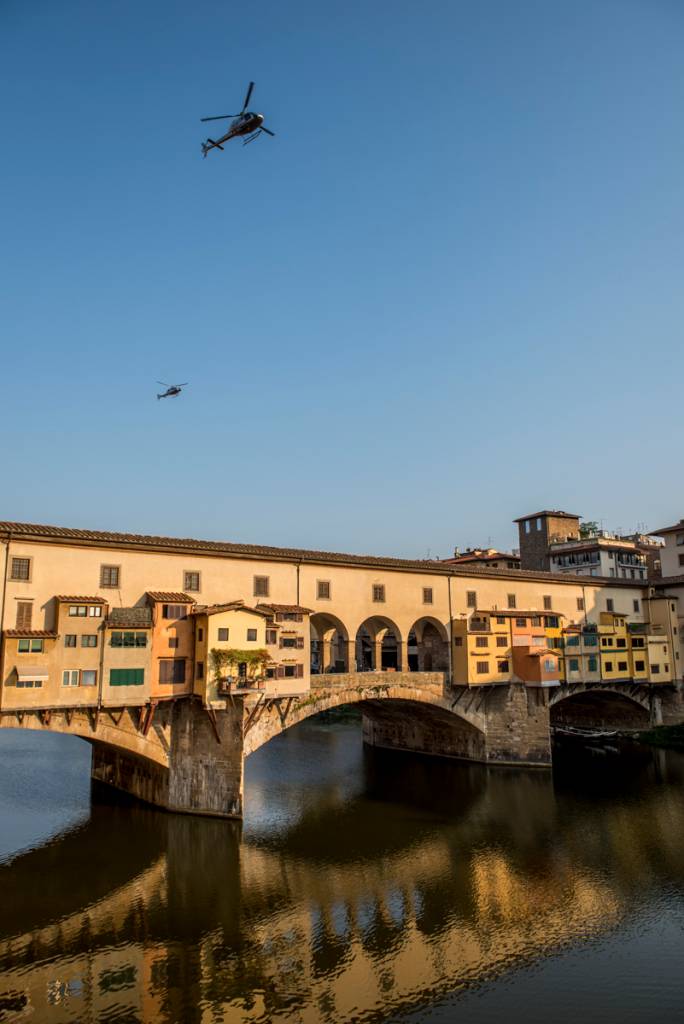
469 619 489 632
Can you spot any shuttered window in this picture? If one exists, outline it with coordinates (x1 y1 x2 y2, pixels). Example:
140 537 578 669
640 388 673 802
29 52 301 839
218 628 229 641
100 565 120 588
423 588 433 604
10 558 31 581
253 576 270 597
507 594 516 609
466 591 477 608
247 629 258 642
16 602 32 629
110 668 144 686
372 585 385 603
159 660 186 684
184 571 201 592
317 581 331 600
476 661 489 674
543 596 552 610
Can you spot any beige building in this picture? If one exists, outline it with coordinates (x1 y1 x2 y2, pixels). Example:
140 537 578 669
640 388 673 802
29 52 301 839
0 520 680 715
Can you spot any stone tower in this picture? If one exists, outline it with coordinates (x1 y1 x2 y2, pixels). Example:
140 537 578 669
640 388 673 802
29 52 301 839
514 510 581 571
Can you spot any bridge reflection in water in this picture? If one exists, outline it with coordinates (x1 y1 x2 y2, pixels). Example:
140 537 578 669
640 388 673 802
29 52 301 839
1 722 684 1023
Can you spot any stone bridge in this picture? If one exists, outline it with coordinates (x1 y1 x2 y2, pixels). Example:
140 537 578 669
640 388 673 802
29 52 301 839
1 673 683 818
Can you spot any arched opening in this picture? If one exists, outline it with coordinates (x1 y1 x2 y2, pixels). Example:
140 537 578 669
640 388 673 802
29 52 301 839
550 690 650 732
354 617 403 673
407 617 450 672
310 613 350 674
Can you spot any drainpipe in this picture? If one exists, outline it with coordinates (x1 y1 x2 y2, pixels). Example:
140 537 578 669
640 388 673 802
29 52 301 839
296 560 301 605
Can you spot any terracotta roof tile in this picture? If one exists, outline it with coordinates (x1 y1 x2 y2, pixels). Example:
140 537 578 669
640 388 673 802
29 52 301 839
105 607 152 628
193 602 271 618
257 603 312 614
146 592 194 603
4 629 58 638
55 595 107 603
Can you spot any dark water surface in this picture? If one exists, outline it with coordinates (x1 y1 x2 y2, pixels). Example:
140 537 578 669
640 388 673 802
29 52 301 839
1 720 684 1023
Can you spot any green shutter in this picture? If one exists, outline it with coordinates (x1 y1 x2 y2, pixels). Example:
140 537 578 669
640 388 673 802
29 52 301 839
110 668 144 686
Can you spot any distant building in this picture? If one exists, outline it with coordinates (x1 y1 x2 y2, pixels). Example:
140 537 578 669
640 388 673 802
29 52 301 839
514 511 581 571
515 510 649 579
443 548 521 570
649 519 684 578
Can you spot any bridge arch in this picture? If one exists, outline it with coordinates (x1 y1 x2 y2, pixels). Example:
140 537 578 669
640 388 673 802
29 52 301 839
407 617 450 672
549 685 652 731
354 616 403 673
310 612 350 673
243 678 486 759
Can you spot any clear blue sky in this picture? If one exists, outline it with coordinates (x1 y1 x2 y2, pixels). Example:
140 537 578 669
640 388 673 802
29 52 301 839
2 0 682 557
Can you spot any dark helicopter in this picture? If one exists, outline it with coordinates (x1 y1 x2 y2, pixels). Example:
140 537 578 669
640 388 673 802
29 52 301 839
157 382 188 400
200 81 275 156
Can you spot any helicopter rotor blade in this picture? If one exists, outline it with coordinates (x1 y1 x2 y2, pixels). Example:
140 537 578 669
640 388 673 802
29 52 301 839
260 126 275 136
156 381 170 386
200 114 236 122
241 81 254 112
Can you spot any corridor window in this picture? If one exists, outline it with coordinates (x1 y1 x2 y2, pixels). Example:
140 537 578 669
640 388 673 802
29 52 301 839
218 628 229 641
466 591 477 608
253 576 270 598
184 571 201 593
543 596 552 610
81 635 98 648
100 565 120 588
317 580 331 600
372 584 386 603
10 557 31 581
606 598 614 612
507 594 516 609
247 628 258 642
422 587 433 605
577 597 585 611
633 599 640 613
476 661 489 674
16 602 33 629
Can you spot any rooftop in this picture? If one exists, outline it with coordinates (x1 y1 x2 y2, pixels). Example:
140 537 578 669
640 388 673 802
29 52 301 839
146 591 195 603
105 607 152 629
4 630 58 638
0 520 646 588
513 510 580 523
650 519 684 537
55 595 107 604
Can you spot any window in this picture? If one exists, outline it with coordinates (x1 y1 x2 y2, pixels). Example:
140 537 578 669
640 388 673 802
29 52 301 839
283 665 303 679
18 638 43 653
496 636 508 647
679 554 684 567
100 565 120 588
163 604 188 620
89 606 102 617
280 612 303 622
65 634 77 648
606 598 614 612
635 659 645 672
525 520 531 534
281 637 298 648
677 534 684 546
16 602 32 629
531 616 541 627
515 618 526 628
159 660 186 684
423 587 433 605
14 679 42 689
475 636 488 648
110 668 144 686
618 661 628 672
197 627 204 642
588 656 598 672
466 591 477 608
253 576 270 598
577 597 585 611
496 616 506 624
184 571 201 593
168 637 179 648
10 557 31 581
454 636 463 646
317 580 331 600
81 670 97 687
507 594 516 609
536 517 542 530
476 661 489 674
566 635 579 646
69 606 87 617
616 638 626 649
196 661 204 680
632 638 645 649
247 628 258 642
110 631 147 648
372 584 386 603
601 637 612 647
62 670 79 687
605 661 613 672
497 660 509 673
543 596 552 610
652 664 661 674
545 616 559 629
266 629 277 645
633 599 640 613
543 658 555 672
569 658 580 672
218 628 229 642
81 634 98 648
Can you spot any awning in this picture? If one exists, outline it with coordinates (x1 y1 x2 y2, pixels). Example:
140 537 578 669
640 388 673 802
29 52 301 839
16 666 49 680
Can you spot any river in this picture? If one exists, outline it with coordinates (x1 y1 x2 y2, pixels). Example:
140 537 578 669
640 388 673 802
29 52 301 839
1 715 684 1023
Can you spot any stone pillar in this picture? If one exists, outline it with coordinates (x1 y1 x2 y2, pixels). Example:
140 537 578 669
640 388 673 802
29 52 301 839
373 639 384 672
321 638 333 673
167 698 245 818
396 641 407 673
346 640 357 673
483 684 552 766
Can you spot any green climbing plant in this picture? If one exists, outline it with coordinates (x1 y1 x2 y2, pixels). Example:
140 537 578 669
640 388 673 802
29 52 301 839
209 647 272 685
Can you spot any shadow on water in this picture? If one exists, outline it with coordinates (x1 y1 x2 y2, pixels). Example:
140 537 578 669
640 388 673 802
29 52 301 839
1 719 684 1022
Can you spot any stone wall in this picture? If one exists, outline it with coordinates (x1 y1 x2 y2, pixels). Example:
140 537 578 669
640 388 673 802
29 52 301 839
483 685 552 766
167 698 245 818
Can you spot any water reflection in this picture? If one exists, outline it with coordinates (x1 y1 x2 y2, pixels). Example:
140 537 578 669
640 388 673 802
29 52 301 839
1 721 684 1022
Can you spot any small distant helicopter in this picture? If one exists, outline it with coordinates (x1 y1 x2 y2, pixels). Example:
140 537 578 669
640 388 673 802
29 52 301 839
200 81 275 156
157 382 188 400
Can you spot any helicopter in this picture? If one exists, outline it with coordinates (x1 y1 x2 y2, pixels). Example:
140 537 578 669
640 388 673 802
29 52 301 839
200 81 275 156
157 382 188 400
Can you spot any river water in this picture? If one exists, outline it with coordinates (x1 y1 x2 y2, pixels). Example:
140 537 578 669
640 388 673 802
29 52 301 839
1 716 684 1023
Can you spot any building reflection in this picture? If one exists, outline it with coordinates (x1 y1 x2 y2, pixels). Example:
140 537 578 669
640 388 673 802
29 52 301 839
1 743 684 1023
